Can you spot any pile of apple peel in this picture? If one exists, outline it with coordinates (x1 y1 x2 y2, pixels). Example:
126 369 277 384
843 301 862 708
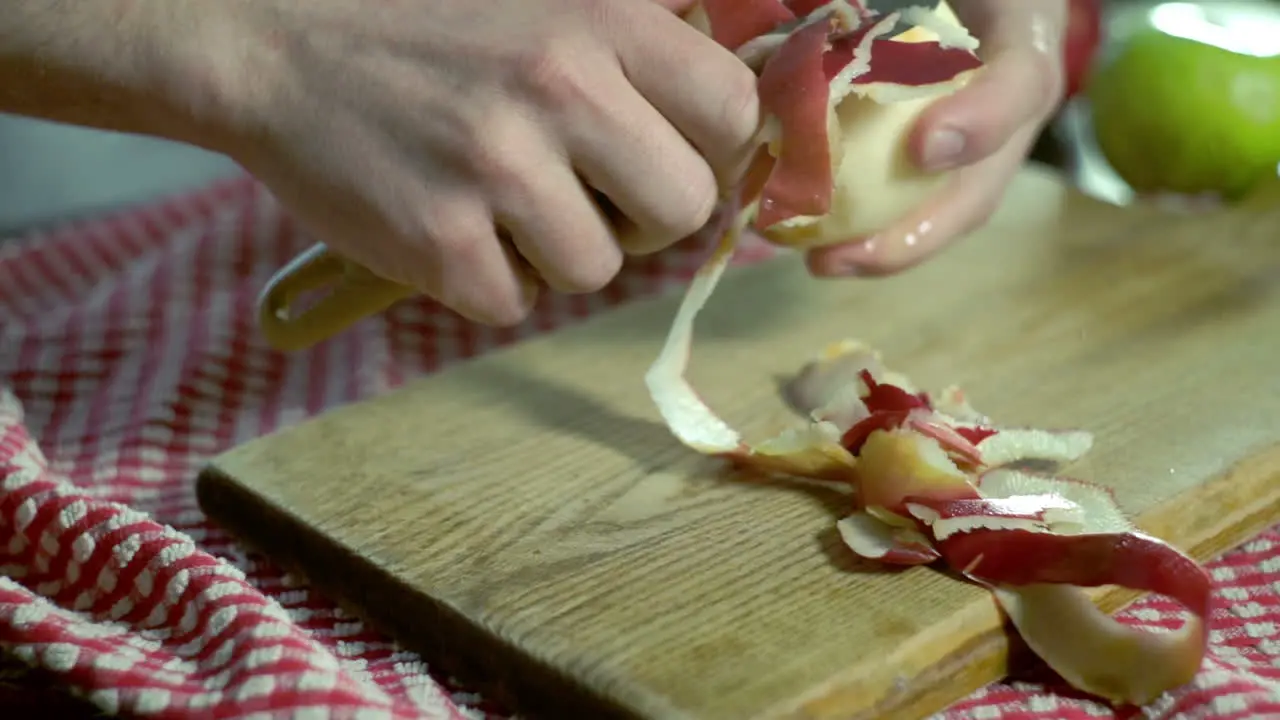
644 2 1214 707
655 337 1214 706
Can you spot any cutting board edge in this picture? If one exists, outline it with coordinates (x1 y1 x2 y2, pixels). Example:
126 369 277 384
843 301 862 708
196 438 1280 720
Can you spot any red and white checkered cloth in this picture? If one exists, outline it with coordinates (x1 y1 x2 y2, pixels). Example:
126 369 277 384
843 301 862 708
2 173 1280 719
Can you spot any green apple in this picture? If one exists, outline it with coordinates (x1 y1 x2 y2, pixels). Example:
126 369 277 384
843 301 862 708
1088 26 1280 201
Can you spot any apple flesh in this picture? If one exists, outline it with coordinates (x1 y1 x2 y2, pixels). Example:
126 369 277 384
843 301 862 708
762 1 975 248
761 82 969 246
682 1 980 249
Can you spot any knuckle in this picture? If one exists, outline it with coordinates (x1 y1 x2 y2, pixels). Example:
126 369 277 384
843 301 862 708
480 290 534 327
618 225 667 256
516 38 594 107
413 198 536 327
656 172 719 240
561 248 623 293
957 197 1001 239
1027 49 1065 113
716 65 762 145
434 231 487 273
972 196 1003 231
442 264 533 327
422 205 486 260
465 114 537 198
960 51 1061 159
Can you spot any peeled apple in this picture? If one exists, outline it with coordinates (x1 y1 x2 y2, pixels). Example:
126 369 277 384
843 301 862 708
766 81 960 245
684 0 984 248
644 0 992 464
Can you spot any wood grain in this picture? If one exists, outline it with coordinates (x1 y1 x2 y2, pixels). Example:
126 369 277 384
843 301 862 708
198 165 1280 720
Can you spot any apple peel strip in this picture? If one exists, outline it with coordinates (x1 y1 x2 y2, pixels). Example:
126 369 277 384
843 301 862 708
645 3 1211 707
654 332 1212 705
644 164 860 480
651 286 1212 707
646 2 986 478
800 344 1213 706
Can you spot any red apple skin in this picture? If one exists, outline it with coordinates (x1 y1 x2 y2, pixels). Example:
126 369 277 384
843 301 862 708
1062 0 1103 100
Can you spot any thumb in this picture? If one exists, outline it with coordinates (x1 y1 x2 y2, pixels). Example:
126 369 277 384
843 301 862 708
647 0 702 16
910 0 1068 173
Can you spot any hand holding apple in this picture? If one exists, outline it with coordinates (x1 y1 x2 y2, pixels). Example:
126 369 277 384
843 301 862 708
806 0 1071 278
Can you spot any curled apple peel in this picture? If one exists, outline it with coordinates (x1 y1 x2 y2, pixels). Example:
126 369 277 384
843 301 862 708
645 3 1212 705
813 348 1211 706
648 1 984 469
648 334 1213 705
836 510 940 565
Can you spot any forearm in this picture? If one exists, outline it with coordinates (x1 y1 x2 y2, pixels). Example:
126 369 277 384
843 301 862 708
0 0 242 150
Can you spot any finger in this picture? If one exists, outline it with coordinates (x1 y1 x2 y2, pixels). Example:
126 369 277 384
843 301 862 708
409 196 540 327
647 0 701 14
460 103 622 296
805 123 1039 277
556 62 721 255
909 0 1067 172
494 156 624 294
608 0 764 186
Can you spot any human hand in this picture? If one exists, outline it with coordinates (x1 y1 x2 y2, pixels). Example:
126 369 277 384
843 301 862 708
211 0 760 325
805 0 1069 277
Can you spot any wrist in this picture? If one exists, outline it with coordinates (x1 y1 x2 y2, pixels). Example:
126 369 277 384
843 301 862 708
138 0 287 157
0 0 262 155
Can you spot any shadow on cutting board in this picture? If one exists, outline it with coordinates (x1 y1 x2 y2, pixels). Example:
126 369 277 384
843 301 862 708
450 351 928 577
450 361 679 469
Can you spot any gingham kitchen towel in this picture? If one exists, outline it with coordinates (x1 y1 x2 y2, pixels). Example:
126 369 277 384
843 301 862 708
2 173 1280 719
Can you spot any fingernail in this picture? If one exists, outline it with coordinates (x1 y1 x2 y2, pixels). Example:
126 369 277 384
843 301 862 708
922 128 967 171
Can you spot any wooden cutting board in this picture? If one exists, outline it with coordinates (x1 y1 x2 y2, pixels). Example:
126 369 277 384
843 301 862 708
197 165 1280 720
